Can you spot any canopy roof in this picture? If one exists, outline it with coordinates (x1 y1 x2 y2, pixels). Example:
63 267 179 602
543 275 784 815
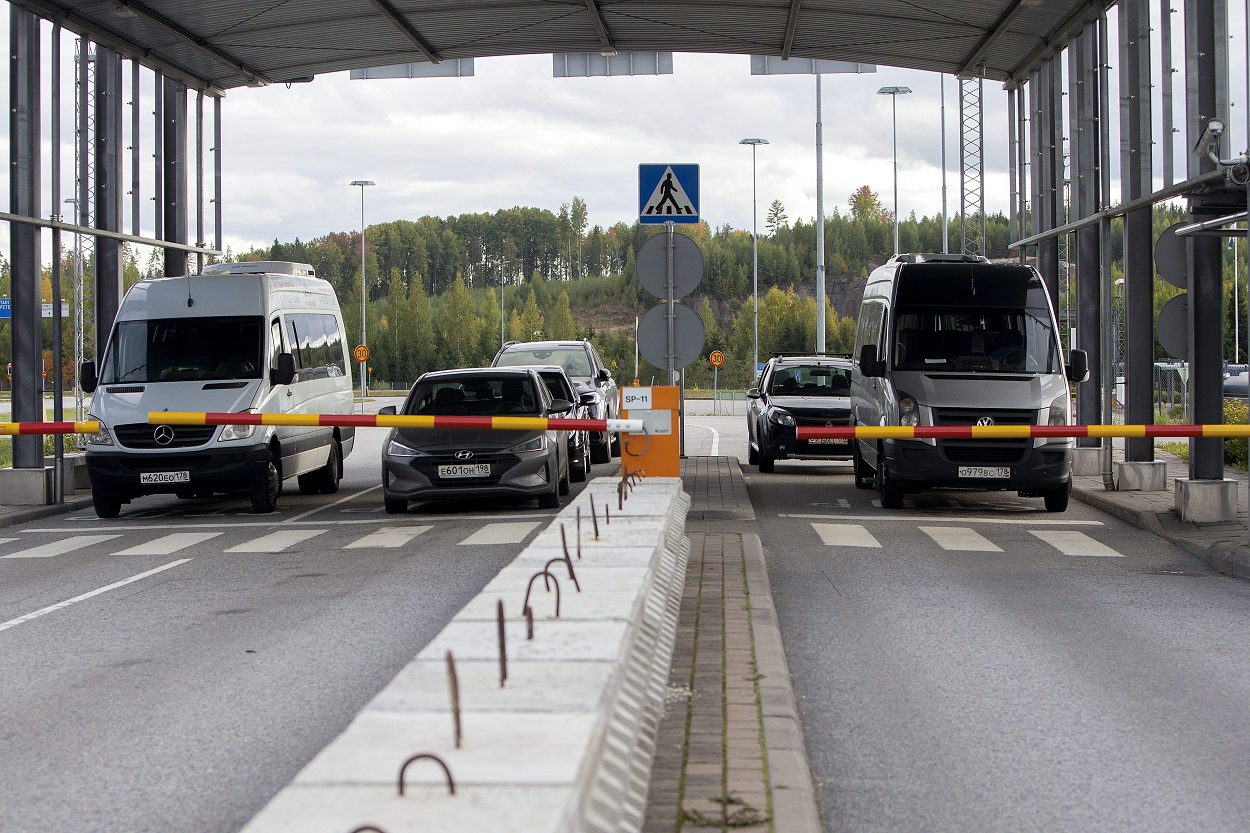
14 0 1111 92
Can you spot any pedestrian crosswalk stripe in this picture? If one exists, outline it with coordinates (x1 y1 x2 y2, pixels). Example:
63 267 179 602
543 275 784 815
920 526 1002 552
1029 530 1123 557
458 521 541 546
811 523 880 548
225 529 326 553
0 538 17 547
1 534 123 559
113 532 224 556
345 526 432 549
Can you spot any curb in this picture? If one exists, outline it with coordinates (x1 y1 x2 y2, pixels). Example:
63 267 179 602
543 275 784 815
0 494 93 529
743 533 823 832
1071 485 1250 580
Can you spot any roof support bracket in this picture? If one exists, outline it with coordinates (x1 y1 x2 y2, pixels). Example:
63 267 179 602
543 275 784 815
365 0 442 64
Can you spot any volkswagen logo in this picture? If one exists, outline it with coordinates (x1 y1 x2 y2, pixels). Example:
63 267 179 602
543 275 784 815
454 449 475 460
975 416 995 427
825 421 834 427
153 425 176 446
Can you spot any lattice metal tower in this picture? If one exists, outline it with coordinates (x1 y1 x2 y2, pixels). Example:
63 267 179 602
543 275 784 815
72 38 96 428
959 77 986 257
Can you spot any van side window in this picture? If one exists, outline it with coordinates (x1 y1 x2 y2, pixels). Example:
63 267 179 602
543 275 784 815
854 301 885 362
269 319 283 374
286 313 345 380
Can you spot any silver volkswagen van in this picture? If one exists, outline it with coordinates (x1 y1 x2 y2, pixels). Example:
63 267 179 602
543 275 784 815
850 254 1088 511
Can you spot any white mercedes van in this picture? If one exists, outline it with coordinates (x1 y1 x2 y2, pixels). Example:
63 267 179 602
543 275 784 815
850 254 1088 511
81 261 356 517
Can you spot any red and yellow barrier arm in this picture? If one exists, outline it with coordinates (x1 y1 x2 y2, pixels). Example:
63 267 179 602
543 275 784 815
0 421 99 436
797 424 1250 440
148 412 645 433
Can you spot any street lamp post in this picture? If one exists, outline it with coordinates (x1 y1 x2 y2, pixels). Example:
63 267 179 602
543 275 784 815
877 86 912 254
740 138 768 375
350 180 374 412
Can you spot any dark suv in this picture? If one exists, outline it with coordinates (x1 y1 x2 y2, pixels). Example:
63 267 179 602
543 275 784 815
747 353 853 473
491 339 620 463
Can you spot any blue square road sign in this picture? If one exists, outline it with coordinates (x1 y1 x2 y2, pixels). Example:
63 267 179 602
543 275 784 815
639 164 699 224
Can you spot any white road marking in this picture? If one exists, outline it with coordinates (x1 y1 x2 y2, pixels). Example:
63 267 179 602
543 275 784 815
1030 530 1124 558
781 513 1104 526
0 559 191 633
920 526 1002 552
288 485 384 523
689 423 721 456
45 512 548 534
113 532 224 556
345 526 432 549
458 521 541 546
225 529 326 553
1 534 123 559
812 523 880 548
0 538 17 547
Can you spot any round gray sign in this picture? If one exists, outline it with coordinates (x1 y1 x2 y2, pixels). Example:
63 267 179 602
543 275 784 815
636 231 704 299
1154 223 1188 289
637 303 706 369
1157 292 1188 360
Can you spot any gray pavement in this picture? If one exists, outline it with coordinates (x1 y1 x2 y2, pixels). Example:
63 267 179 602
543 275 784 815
6 431 1250 832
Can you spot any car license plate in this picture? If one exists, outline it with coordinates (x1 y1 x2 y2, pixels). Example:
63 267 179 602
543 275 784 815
438 463 491 478
140 470 189 484
958 466 1010 478
807 438 846 445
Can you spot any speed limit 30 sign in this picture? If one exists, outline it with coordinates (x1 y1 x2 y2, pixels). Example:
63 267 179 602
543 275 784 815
709 350 724 367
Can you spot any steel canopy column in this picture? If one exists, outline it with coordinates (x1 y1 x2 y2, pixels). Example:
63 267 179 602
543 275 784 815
1120 0 1155 462
1031 60 1062 310
1070 29 1102 446
8 6 41 468
1186 0 1226 480
94 47 123 343
163 77 188 277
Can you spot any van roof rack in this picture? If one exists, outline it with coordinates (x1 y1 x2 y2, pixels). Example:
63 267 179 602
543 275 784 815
769 351 851 359
201 261 317 277
891 253 989 264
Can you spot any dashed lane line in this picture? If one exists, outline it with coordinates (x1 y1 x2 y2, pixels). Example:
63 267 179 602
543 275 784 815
0 560 191 633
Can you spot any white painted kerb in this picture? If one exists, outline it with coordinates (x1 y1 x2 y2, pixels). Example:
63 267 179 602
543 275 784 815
241 476 690 833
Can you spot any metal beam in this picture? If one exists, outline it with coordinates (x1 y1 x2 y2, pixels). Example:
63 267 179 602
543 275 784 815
364 0 442 64
582 0 617 54
10 0 226 94
1010 0 1116 85
111 0 270 85
781 0 802 60
956 0 1035 78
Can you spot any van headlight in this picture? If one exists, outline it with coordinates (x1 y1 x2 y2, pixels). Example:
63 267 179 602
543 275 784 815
898 392 920 427
85 417 113 446
218 409 259 442
767 407 796 427
509 435 547 453
1049 395 1071 426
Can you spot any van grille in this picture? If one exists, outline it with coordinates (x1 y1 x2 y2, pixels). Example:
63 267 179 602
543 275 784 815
932 408 1034 466
114 423 217 449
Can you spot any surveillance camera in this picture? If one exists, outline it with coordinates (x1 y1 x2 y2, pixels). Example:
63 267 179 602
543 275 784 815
1194 117 1225 160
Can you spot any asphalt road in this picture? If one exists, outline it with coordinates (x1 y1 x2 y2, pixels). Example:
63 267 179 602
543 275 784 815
745 457 1250 832
0 408 589 833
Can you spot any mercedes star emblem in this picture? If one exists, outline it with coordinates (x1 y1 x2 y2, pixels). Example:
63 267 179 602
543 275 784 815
153 424 176 446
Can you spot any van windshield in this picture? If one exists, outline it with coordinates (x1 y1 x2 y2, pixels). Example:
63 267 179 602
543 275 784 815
893 306 1060 373
101 316 264 383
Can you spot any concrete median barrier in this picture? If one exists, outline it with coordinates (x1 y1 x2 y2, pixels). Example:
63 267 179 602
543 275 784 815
240 476 689 833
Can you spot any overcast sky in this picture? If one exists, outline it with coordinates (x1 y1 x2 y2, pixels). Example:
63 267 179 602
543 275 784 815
219 54 1011 256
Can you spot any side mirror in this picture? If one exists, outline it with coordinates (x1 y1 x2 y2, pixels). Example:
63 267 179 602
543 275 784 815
579 392 597 406
858 344 885 378
597 368 611 384
80 361 98 393
747 388 762 400
548 398 573 415
1066 349 1089 383
378 405 397 416
272 353 296 386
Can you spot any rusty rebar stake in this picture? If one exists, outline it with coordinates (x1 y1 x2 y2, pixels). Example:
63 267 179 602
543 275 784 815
590 495 600 538
398 753 456 796
348 826 387 833
446 650 462 749
546 553 580 593
525 604 534 640
497 599 507 688
522 568 562 629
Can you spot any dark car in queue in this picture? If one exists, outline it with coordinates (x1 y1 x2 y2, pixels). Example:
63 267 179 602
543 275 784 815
746 354 854 473
380 367 572 513
529 364 597 482
491 339 620 464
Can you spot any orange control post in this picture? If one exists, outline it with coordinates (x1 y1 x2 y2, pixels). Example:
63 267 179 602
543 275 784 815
619 386 681 478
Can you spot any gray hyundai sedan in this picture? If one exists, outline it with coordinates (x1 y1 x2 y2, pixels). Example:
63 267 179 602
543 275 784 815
380 367 572 513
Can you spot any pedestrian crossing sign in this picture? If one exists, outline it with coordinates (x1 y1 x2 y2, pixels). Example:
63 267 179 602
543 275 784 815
639 164 699 224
